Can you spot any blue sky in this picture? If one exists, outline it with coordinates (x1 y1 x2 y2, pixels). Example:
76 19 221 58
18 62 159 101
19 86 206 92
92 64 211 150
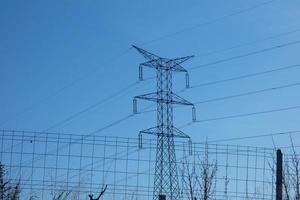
1 0 300 149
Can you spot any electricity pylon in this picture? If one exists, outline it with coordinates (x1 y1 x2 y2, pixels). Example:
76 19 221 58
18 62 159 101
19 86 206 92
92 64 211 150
132 45 196 200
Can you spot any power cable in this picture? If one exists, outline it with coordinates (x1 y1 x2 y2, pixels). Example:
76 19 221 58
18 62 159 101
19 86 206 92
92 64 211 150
3 80 143 151
181 105 300 127
185 63 300 89
3 4 298 128
196 28 300 58
48 60 300 132
0 49 131 127
193 82 300 104
3 34 299 128
77 64 300 132
139 0 277 46
3 83 153 159
90 104 153 135
195 130 300 144
44 77 156 132
188 39 300 71
44 80 144 132
25 42 300 132
41 81 300 150
144 81 300 113
5 104 153 169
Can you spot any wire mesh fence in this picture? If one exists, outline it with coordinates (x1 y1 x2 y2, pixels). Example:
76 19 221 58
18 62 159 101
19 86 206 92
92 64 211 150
0 130 283 199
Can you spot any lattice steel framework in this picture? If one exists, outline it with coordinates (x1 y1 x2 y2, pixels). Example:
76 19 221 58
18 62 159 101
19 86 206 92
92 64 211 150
132 46 196 200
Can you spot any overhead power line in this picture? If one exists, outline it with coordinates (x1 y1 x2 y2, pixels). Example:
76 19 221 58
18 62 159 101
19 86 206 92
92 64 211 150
181 105 300 127
4 81 146 154
193 82 300 104
89 114 134 135
7 104 154 170
89 104 154 135
13 40 299 131
188 39 300 71
186 63 300 89
48 63 300 132
0 49 131 127
144 81 300 114
5 102 153 154
3 31 299 127
197 130 300 144
44 81 143 132
82 81 300 134
139 0 277 46
196 28 300 57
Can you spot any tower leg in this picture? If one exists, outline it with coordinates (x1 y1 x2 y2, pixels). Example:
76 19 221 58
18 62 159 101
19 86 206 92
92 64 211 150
153 136 180 200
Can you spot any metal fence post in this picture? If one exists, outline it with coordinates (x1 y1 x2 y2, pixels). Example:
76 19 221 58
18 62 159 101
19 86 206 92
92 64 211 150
276 149 283 200
159 194 166 200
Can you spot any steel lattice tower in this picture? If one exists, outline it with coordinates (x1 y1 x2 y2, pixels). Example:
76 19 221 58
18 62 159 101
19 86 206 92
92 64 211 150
133 46 195 200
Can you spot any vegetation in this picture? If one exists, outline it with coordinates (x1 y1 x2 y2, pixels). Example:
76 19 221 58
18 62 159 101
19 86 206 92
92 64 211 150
0 162 21 200
181 143 217 200
283 137 300 200
88 185 107 200
0 162 108 200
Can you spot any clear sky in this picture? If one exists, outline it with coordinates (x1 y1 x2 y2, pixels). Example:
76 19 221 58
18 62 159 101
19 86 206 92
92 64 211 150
1 0 300 149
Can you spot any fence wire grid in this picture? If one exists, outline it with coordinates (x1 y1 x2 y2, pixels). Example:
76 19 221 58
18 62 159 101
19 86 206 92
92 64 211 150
0 130 282 200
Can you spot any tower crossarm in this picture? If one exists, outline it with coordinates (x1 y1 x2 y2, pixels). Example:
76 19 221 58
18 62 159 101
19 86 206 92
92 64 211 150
140 126 190 138
140 60 163 70
134 92 194 106
166 56 194 72
140 57 193 72
132 45 161 61
171 93 194 106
